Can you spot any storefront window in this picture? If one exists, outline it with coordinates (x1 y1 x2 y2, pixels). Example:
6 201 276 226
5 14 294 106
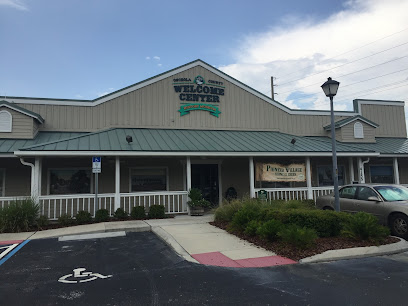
317 165 345 186
130 168 167 192
0 169 4 196
49 169 91 195
370 165 393 183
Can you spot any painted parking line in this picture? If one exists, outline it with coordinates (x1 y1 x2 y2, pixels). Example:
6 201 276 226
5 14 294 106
0 240 30 266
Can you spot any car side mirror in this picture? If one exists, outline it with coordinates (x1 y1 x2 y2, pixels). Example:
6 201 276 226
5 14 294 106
367 196 381 202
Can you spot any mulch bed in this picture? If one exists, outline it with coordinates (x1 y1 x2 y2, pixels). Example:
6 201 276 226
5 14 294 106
210 221 400 261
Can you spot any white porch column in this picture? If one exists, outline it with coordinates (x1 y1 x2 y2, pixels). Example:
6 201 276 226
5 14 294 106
115 156 121 211
393 157 400 184
32 157 41 203
358 157 365 183
249 157 255 198
349 157 354 183
186 156 191 214
306 157 313 199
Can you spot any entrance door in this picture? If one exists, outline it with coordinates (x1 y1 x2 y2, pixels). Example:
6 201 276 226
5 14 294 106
191 164 219 205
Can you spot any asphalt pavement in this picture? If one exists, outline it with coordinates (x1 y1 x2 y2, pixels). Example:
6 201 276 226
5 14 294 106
1 232 408 305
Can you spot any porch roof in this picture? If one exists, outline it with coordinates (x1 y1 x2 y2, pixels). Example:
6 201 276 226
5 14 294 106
307 136 408 155
8 128 379 156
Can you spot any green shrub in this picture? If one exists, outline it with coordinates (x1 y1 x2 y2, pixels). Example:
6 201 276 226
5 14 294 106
188 188 211 208
244 220 261 236
58 214 75 226
270 200 316 210
256 219 283 241
342 212 390 242
95 209 110 222
264 209 351 237
148 205 165 219
131 206 146 219
0 198 39 233
228 199 269 232
114 208 129 220
75 210 92 224
36 215 49 229
278 225 318 249
214 199 244 222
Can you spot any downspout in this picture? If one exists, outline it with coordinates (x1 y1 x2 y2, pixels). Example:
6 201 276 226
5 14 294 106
20 157 37 202
359 157 370 183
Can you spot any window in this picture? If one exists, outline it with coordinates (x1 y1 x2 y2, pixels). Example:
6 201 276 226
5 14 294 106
374 185 408 201
370 166 393 183
317 165 345 186
130 168 167 192
357 186 378 200
0 169 4 196
354 122 364 139
339 186 357 199
49 169 91 195
0 110 12 132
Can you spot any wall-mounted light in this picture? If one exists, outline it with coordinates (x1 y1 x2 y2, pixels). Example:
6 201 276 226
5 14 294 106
126 135 133 144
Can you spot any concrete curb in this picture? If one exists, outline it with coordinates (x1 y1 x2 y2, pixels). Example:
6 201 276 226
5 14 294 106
151 226 199 264
299 237 408 264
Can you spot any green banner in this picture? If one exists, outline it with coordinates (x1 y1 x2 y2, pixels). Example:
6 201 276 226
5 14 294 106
178 103 221 117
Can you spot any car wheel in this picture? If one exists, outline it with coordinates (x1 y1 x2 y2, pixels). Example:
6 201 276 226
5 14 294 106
323 206 334 211
390 214 408 239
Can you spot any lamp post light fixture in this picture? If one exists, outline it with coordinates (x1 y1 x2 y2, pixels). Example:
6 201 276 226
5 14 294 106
321 77 340 212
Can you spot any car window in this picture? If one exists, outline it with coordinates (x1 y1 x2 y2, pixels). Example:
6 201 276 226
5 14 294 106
339 186 357 199
357 187 378 201
374 186 408 201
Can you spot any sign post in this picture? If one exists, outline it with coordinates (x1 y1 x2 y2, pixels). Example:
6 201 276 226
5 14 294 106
92 157 101 213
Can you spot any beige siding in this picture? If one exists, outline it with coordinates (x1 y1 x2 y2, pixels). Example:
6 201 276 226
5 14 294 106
0 107 36 139
340 121 376 143
361 104 406 137
15 66 349 136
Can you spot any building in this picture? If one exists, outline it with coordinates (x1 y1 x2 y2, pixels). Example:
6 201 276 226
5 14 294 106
0 59 407 219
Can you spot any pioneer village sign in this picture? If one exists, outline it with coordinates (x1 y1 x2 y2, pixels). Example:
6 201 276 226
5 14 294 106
256 163 306 182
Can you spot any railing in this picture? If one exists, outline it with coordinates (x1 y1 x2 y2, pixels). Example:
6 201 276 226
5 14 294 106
39 194 115 220
0 196 30 209
254 186 334 202
120 191 188 214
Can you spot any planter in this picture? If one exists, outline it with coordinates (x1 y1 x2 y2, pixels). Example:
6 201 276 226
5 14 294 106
189 206 205 216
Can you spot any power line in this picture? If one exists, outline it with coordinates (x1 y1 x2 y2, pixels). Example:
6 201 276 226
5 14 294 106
277 26 408 80
278 41 408 87
278 55 408 95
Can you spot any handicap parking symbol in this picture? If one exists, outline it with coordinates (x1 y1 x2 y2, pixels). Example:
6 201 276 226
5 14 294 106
58 268 112 284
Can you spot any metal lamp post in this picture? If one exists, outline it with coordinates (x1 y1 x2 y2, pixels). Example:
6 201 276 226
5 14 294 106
321 77 340 212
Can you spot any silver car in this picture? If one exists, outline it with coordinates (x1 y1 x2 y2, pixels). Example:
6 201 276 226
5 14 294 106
316 184 408 239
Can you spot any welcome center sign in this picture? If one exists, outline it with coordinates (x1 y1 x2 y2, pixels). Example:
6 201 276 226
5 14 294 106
256 163 306 182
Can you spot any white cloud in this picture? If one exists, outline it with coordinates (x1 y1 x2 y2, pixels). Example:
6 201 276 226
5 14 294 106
219 0 408 111
97 88 115 97
157 63 162 67
0 0 28 10
153 56 160 61
145 56 150 60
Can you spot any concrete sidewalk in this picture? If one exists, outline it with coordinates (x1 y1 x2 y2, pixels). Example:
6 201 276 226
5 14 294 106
1 214 408 267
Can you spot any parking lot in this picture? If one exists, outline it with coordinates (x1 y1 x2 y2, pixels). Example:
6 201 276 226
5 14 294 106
2 232 408 305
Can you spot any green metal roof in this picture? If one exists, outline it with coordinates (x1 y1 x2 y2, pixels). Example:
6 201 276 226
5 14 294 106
324 115 379 131
307 136 408 155
0 132 87 153
0 100 45 124
14 128 376 154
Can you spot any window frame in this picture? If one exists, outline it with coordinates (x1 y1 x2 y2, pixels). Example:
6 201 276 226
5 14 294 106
0 168 5 197
129 167 169 192
353 122 364 139
0 110 12 132
47 168 93 195
317 164 346 187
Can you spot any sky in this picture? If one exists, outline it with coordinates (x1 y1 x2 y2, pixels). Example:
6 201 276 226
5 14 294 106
0 0 407 116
